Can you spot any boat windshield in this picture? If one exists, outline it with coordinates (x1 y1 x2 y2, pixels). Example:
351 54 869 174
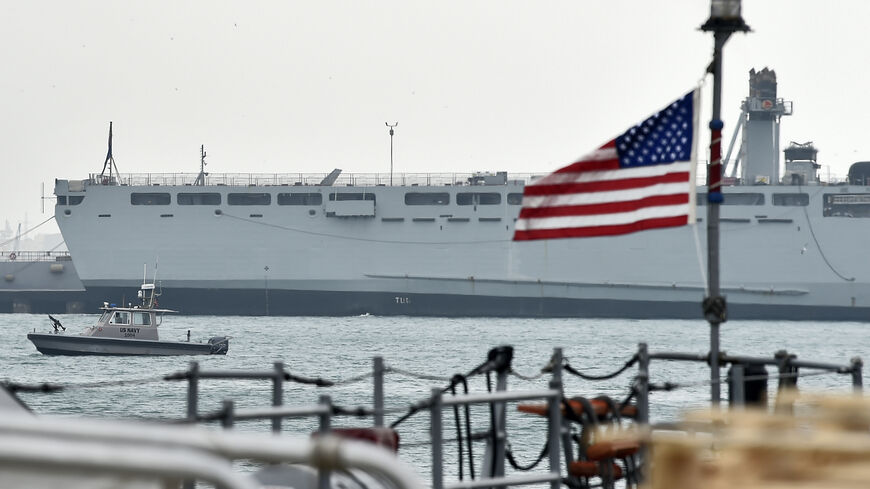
132 312 151 326
98 311 112 323
112 311 130 325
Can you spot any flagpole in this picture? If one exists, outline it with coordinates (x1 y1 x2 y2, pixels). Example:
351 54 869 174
701 1 749 405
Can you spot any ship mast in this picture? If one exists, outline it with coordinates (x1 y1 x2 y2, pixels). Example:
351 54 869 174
194 145 208 186
700 1 750 405
98 121 120 185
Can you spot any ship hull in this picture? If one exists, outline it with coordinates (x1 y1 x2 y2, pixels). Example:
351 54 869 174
26 333 227 356
78 285 870 321
0 259 89 313
53 176 870 321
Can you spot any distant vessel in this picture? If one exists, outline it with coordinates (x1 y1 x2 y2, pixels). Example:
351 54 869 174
27 281 229 355
51 69 870 320
0 251 89 313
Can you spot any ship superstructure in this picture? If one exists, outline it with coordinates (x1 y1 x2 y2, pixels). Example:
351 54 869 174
51 69 870 319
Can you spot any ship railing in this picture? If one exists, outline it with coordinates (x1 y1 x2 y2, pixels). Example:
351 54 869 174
694 163 849 187
87 169 855 189
88 172 539 188
175 349 565 489
428 386 562 489
0 413 425 489
633 343 864 423
0 250 71 262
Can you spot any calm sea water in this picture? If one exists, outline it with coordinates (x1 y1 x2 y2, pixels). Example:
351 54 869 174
3 313 867 479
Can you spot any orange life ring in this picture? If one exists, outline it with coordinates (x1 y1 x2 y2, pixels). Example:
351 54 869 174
8 252 15 261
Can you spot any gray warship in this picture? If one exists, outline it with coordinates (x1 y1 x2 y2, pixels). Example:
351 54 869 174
48 69 870 320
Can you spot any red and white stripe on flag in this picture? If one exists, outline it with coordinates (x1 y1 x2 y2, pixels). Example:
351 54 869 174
513 90 698 241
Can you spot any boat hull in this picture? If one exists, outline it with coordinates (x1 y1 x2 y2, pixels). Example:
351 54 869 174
27 333 228 356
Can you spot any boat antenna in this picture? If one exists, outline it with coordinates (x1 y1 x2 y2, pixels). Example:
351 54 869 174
98 122 120 185
194 145 208 186
153 257 161 303
700 1 750 405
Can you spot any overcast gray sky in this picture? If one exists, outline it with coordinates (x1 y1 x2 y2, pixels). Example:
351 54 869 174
2 1 868 238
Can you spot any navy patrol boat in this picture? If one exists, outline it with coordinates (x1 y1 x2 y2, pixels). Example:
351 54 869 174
27 280 229 356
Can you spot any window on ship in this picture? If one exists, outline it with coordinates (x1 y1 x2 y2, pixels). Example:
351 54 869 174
507 193 524 205
132 312 151 325
178 192 221 205
457 192 501 205
404 192 449 205
67 195 85 205
773 193 809 206
696 192 764 205
329 193 376 202
277 193 323 205
228 193 271 205
823 193 870 217
131 193 171 205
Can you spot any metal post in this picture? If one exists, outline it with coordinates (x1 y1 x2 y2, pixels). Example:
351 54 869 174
851 357 864 392
550 348 574 478
637 343 650 424
546 355 562 489
374 356 385 427
430 387 444 489
222 399 235 429
493 360 509 479
318 394 332 489
730 364 745 408
184 361 200 489
701 2 750 407
706 31 727 407
273 361 284 433
318 394 332 434
187 361 199 422
264 266 270 316
774 349 796 414
386 122 398 186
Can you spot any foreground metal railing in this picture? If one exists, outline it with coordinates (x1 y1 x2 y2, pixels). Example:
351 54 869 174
0 414 426 489
6 344 862 489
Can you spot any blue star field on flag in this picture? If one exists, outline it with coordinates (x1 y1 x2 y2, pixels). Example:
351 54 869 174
615 92 694 168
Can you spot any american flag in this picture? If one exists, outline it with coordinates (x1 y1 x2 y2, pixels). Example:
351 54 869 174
513 90 698 241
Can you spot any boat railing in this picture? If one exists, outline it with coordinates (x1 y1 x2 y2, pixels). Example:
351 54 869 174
87 172 538 188
0 413 425 489
0 250 71 262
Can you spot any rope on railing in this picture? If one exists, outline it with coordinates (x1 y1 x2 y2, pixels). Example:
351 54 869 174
563 354 639 381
